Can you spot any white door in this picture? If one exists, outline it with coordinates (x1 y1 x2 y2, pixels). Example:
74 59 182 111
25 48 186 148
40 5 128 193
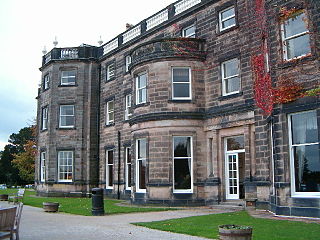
226 153 239 199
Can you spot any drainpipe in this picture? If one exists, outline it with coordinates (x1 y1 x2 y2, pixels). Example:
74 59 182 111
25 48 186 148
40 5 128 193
96 65 101 189
117 131 121 199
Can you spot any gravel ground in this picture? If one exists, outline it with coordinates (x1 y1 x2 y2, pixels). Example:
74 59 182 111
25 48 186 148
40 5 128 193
18 205 232 240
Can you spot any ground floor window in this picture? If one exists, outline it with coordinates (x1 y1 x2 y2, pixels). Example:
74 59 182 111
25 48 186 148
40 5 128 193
106 150 114 189
58 151 73 182
40 151 46 182
173 136 193 193
125 147 131 190
289 110 320 196
136 139 147 192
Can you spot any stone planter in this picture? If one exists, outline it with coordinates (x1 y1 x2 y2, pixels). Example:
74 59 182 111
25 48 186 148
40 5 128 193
219 225 252 240
0 194 8 201
43 202 59 212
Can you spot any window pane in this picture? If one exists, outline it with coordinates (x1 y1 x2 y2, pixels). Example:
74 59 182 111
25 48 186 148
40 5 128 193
222 18 236 29
183 26 195 37
128 164 131 187
226 77 240 93
174 158 191 189
173 68 190 82
284 13 308 38
291 111 318 144
127 148 131 163
227 136 244 151
138 139 147 159
221 7 235 20
139 159 146 189
108 101 114 110
224 59 239 77
174 137 191 157
173 83 190 98
138 74 147 88
108 151 113 164
65 116 75 126
286 34 311 59
108 166 113 186
61 106 74 115
294 145 320 192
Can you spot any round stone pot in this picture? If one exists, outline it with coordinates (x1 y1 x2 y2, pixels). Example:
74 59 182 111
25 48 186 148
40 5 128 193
0 194 8 201
219 225 252 240
43 202 60 212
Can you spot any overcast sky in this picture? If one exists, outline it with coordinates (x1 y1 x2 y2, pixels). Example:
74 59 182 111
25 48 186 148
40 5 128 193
0 0 174 151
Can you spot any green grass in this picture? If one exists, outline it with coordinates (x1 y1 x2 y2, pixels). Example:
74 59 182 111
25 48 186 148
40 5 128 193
0 189 175 216
134 211 320 240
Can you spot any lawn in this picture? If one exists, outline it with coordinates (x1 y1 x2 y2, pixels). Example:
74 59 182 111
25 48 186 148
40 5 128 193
134 211 320 240
0 189 175 216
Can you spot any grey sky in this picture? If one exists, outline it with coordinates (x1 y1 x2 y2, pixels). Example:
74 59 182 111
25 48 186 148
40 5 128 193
0 0 174 150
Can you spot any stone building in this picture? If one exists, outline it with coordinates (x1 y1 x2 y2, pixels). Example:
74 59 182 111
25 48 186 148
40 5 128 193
36 0 320 217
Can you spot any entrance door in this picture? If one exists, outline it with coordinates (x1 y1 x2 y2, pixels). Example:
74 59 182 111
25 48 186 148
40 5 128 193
225 136 245 200
226 153 239 199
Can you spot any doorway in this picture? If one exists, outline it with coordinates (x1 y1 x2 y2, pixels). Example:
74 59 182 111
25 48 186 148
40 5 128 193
225 136 245 200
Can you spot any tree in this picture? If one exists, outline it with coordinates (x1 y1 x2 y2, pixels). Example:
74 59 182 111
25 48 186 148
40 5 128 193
0 125 36 185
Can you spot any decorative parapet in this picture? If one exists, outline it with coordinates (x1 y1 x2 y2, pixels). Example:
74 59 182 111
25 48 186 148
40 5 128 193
175 0 202 15
146 9 169 31
122 25 141 44
103 38 119 55
129 37 206 70
41 46 101 67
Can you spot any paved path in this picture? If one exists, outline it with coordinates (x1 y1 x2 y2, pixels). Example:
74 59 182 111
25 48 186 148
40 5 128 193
19 206 232 240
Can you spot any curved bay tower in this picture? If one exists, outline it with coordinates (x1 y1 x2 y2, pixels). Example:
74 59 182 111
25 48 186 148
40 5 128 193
36 0 320 218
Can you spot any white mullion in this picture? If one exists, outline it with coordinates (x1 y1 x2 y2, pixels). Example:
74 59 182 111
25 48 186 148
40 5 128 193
222 14 235 22
284 31 309 41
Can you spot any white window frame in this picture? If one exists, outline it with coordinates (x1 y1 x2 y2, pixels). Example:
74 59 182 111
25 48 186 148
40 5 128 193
124 94 132 120
173 136 193 193
106 63 115 81
125 147 132 190
40 151 46 182
182 25 196 38
219 6 236 32
44 74 50 90
58 151 73 183
106 150 114 189
106 100 114 125
136 72 147 105
125 56 131 72
61 70 76 86
172 67 192 100
41 107 48 130
288 111 320 198
59 105 75 128
281 11 310 61
136 138 147 193
221 58 240 96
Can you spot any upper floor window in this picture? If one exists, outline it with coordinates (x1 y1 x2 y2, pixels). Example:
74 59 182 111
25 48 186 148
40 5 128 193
281 11 311 60
221 58 240 96
172 67 191 100
106 63 115 81
40 151 46 182
61 70 76 86
136 73 147 104
182 25 196 38
44 74 50 90
59 105 75 128
125 94 132 120
106 100 114 125
219 6 236 31
125 56 131 72
41 106 48 130
289 111 319 197
106 150 114 189
58 151 73 182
